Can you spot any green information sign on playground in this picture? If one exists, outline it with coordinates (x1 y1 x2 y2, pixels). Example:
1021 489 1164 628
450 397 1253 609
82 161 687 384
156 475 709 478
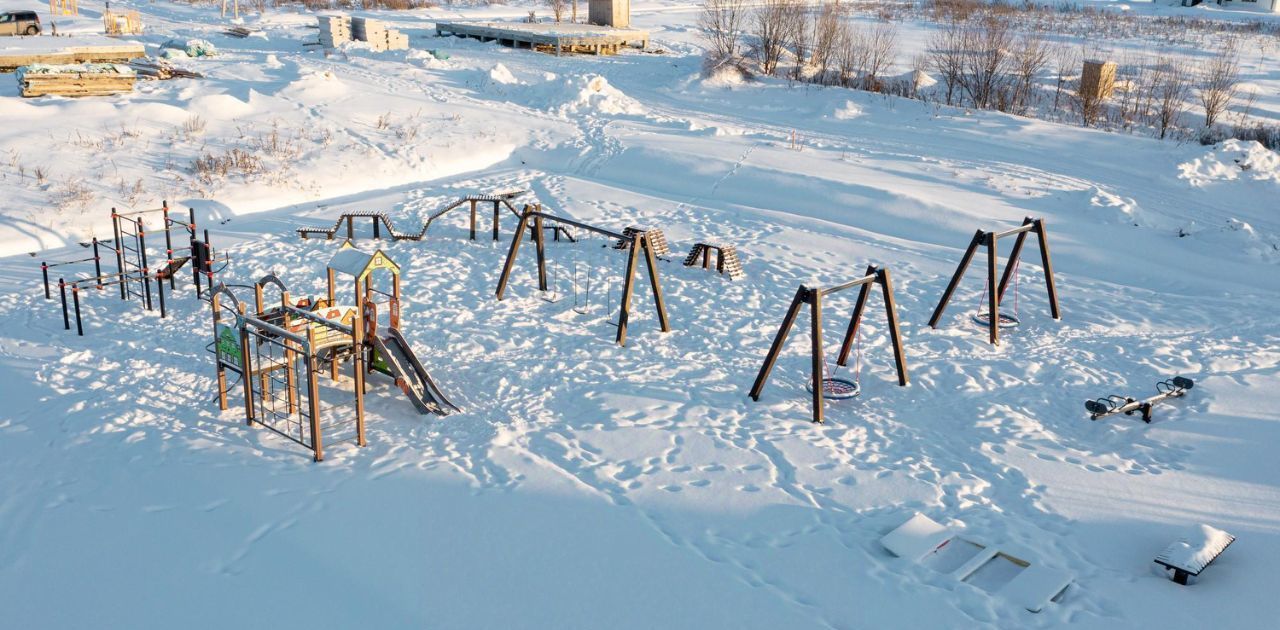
215 324 241 367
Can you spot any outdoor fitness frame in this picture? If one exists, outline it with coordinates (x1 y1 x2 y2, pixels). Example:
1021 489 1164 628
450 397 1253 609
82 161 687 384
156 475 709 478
749 265 910 424
495 204 671 347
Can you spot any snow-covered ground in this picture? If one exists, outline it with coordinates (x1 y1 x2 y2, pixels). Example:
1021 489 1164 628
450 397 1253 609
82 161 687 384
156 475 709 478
1 1 1279 628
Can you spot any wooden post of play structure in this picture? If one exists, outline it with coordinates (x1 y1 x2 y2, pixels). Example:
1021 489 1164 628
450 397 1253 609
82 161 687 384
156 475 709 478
212 288 229 411
809 286 824 423
306 326 323 462
534 214 547 291
469 199 478 241
1034 219 1060 320
352 291 367 448
495 209 532 300
493 201 501 241
640 234 670 334
615 236 642 346
986 231 999 345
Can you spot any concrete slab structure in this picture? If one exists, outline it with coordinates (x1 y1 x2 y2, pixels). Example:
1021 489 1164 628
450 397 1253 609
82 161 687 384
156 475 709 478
434 21 648 56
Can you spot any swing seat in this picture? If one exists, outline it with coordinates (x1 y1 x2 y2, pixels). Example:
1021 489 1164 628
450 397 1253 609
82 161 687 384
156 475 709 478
972 311 1020 328
806 377 860 400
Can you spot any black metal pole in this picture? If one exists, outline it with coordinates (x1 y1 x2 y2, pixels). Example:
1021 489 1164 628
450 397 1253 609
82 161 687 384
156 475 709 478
60 279 70 330
157 274 166 319
92 238 103 288
42 263 50 300
73 286 83 336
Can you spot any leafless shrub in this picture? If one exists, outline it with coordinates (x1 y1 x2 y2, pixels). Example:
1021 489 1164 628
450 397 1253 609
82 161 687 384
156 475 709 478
753 0 792 76
192 149 264 184
699 0 749 59
1006 33 1052 115
546 0 567 23
861 21 898 91
927 20 964 106
182 115 207 138
35 166 48 185
52 177 94 211
786 0 811 79
957 16 1013 110
810 2 842 84
1152 58 1189 140
1197 38 1240 129
1052 45 1080 116
376 112 392 130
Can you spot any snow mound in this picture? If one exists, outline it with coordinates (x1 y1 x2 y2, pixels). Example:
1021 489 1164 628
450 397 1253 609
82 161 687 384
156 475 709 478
1178 140 1280 187
280 70 346 101
834 101 863 121
555 75 645 116
1088 186 1140 224
488 63 519 85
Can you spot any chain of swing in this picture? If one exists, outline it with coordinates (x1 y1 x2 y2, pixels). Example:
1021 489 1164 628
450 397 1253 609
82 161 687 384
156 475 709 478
537 227 622 327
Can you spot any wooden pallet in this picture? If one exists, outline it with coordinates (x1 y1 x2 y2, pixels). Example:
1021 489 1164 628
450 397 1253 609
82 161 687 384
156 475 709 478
20 71 136 97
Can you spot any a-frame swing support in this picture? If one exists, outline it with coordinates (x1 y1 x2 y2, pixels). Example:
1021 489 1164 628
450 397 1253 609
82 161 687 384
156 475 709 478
927 217 1060 345
495 204 670 347
749 265 909 424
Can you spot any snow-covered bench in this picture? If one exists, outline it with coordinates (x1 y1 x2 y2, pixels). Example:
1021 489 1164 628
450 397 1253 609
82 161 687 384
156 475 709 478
1154 525 1235 585
880 513 1073 613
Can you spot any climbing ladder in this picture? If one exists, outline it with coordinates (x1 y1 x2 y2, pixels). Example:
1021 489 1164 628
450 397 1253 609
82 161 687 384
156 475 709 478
683 242 744 280
613 227 671 257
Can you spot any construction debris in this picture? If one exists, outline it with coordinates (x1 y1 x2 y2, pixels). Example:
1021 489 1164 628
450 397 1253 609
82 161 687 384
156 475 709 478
103 9 143 36
161 38 218 58
318 15 352 48
17 63 136 97
223 26 258 39
319 15 408 51
128 57 203 81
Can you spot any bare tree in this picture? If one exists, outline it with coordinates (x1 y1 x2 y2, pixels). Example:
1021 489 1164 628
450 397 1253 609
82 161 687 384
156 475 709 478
958 17 1013 110
862 21 898 91
1052 45 1080 117
837 22 870 88
786 0 811 80
1007 33 1053 115
753 0 791 76
546 0 567 23
1198 38 1240 129
1152 57 1189 139
927 20 965 106
811 2 842 84
699 0 749 60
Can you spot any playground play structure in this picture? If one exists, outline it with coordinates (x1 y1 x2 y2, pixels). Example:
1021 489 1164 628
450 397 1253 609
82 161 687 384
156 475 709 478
927 217 1060 346
1086 376 1194 423
749 265 909 424
297 192 525 242
683 242 745 281
210 242 457 461
496 204 671 347
42 203 223 336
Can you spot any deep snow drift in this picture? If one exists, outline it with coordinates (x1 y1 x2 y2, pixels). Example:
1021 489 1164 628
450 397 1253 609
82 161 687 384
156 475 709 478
1 1 1279 628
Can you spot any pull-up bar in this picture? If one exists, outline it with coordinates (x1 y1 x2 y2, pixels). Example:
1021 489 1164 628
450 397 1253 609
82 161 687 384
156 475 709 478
495 204 670 347
927 216 1060 345
750 265 909 424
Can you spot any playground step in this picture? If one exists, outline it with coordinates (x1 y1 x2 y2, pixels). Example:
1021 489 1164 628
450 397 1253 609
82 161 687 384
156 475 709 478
684 242 744 280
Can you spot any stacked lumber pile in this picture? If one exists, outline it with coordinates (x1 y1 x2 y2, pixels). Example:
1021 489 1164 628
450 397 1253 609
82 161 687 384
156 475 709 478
352 17 409 51
17 63 137 97
128 58 203 81
223 26 258 38
318 15 352 48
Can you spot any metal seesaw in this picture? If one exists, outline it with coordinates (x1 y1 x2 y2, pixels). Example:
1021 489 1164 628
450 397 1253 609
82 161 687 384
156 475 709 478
1085 376 1194 423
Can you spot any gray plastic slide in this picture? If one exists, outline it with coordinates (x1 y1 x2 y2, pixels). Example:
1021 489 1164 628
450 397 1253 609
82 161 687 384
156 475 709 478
371 328 460 416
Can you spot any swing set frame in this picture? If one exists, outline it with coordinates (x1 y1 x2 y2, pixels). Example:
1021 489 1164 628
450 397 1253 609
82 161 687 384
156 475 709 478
927 217 1061 346
750 265 910 424
495 204 671 347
